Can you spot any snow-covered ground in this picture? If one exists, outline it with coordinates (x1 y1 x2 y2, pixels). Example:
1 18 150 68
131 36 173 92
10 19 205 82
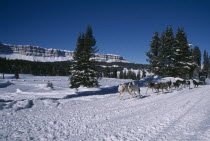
0 74 210 141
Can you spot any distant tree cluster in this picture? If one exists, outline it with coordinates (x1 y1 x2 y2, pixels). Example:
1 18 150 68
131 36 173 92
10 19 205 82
0 58 70 79
118 69 146 80
102 67 118 78
102 67 147 80
146 26 205 79
0 57 148 80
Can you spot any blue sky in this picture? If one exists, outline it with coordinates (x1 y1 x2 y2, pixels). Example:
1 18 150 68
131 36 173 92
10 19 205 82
0 0 210 64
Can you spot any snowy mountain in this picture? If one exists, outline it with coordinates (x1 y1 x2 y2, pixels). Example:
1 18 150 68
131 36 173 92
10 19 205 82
0 43 129 63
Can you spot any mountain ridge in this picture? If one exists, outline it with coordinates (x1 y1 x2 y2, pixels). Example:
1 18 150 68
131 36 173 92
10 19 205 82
0 43 129 63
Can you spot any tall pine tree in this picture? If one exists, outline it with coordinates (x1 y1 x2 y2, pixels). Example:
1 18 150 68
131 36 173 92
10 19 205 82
146 32 160 75
158 26 175 76
70 26 100 88
192 46 201 66
203 50 209 74
174 27 193 78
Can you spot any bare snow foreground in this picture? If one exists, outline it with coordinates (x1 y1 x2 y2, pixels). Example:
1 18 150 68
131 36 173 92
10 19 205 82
1 75 210 141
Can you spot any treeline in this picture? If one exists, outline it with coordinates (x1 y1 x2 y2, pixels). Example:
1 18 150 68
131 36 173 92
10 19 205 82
146 26 210 79
0 58 70 77
0 57 148 79
99 62 148 70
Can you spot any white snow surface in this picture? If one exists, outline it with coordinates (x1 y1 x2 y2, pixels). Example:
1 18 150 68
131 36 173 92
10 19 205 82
1 74 210 141
0 54 72 62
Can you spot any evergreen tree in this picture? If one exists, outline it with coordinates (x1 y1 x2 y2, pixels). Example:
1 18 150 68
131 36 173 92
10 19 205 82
110 68 118 78
209 55 210 77
137 70 141 80
0 58 9 79
70 26 100 88
70 34 84 88
189 46 201 79
127 70 132 79
12 65 20 79
104 67 111 78
192 46 201 66
131 71 136 80
146 26 196 78
119 71 124 79
158 26 175 76
146 32 160 75
123 71 127 79
203 50 209 73
142 69 146 78
174 27 193 78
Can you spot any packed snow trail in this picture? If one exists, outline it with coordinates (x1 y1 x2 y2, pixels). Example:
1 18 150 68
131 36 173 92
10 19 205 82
1 76 210 141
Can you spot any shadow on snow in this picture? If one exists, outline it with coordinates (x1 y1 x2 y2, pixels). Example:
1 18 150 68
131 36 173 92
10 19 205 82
63 85 118 99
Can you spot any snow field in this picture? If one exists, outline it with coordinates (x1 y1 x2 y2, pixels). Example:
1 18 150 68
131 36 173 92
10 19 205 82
0 74 210 141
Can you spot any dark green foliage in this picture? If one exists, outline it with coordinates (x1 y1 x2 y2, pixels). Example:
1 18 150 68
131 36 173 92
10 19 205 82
159 26 175 76
70 26 100 88
119 71 124 79
0 58 71 77
147 26 176 77
174 27 193 78
147 26 197 78
192 46 201 66
127 70 132 79
123 71 127 79
0 57 148 79
142 69 146 78
0 57 9 79
146 32 160 75
12 65 20 79
203 50 209 73
110 68 118 78
190 46 201 79
103 67 111 78
137 70 141 80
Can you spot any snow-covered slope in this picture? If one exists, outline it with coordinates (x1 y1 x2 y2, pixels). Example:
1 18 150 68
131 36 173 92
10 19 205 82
0 75 210 140
0 43 129 63
0 53 74 62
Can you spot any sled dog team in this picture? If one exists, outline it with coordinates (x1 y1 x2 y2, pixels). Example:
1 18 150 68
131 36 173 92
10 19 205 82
118 79 200 100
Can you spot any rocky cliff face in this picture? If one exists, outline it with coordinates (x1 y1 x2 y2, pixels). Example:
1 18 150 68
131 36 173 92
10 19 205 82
0 43 128 63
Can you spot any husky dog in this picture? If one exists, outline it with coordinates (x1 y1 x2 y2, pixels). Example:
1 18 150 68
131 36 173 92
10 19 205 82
186 80 191 89
128 82 141 96
118 84 132 100
166 80 172 92
118 82 141 100
192 79 199 88
176 80 186 88
146 81 155 94
172 81 180 90
159 82 169 93
146 81 160 94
